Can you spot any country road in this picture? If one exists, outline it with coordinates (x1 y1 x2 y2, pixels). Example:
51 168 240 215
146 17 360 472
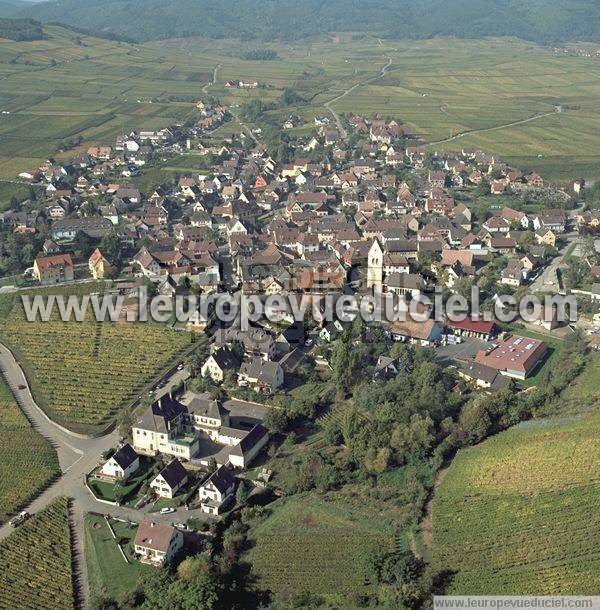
202 63 221 94
324 54 393 140
428 107 560 146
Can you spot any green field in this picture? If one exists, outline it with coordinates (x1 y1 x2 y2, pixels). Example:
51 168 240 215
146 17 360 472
0 497 73 610
0 377 59 524
1 28 600 189
85 514 154 601
431 360 600 595
246 492 396 603
0 284 190 433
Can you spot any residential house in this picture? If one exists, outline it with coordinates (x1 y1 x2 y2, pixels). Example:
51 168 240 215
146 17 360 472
198 465 236 515
238 358 284 393
101 444 140 481
89 248 116 279
201 347 242 383
33 254 74 285
134 521 183 566
150 458 189 499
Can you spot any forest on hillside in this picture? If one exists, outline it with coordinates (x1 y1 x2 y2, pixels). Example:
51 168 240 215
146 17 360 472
15 0 600 44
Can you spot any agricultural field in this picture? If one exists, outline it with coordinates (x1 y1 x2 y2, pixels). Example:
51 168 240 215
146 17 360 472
1 28 600 188
85 514 153 602
431 408 600 594
0 497 73 610
246 492 395 603
0 377 59 524
0 284 190 433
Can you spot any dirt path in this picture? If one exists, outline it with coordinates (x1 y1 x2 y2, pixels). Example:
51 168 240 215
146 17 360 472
421 467 449 550
428 107 560 146
69 500 90 610
202 63 221 94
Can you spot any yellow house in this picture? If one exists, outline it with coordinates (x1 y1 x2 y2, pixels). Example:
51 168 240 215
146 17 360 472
89 248 115 279
535 229 556 247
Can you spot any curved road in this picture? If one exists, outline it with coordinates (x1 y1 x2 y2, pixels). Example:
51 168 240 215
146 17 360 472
324 54 393 140
428 107 560 146
0 343 210 608
202 63 222 95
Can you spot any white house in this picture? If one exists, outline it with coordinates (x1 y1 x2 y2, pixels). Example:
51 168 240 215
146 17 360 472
101 444 140 481
150 458 188 499
198 465 236 515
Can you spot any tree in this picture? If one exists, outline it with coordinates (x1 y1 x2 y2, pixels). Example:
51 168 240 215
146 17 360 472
117 406 133 439
235 480 249 505
263 408 289 433
100 233 121 263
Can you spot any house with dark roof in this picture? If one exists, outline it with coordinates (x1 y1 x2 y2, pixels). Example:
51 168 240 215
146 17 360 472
227 424 269 469
101 444 140 481
200 346 242 382
238 358 284 393
198 465 236 515
150 458 189 499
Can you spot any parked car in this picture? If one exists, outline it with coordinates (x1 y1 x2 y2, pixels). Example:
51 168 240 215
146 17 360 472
177 364 184 371
160 507 175 515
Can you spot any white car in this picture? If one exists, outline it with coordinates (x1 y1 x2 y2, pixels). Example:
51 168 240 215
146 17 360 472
160 507 175 515
177 364 184 371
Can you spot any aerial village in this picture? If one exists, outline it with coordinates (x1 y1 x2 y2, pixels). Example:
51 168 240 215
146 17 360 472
2 97 600 568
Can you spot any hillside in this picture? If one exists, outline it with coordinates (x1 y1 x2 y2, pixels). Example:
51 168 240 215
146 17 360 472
0 16 42 40
19 0 600 44
431 356 600 594
0 1 25 17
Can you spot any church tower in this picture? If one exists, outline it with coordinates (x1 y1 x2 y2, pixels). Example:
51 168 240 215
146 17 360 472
367 239 384 291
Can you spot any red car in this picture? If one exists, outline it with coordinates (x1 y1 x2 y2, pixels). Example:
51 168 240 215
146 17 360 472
16 384 26 390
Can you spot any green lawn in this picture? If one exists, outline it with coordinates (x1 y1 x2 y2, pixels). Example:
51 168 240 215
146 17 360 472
88 457 157 504
85 514 154 602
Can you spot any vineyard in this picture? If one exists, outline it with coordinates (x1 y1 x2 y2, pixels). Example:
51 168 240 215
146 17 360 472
0 377 59 524
0 497 74 610
0 286 190 433
431 413 600 594
246 493 394 602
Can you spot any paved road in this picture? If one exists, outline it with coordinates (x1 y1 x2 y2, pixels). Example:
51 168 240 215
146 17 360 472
324 54 393 140
0 343 209 608
529 234 582 293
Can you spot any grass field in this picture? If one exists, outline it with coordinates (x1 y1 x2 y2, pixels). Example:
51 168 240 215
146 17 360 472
431 357 600 594
246 492 395 603
1 28 600 190
85 514 153 601
0 497 73 610
0 284 190 433
0 377 59 524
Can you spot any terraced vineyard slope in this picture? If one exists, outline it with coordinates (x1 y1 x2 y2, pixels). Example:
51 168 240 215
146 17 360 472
0 376 59 524
0 497 73 610
0 285 189 433
432 411 600 593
